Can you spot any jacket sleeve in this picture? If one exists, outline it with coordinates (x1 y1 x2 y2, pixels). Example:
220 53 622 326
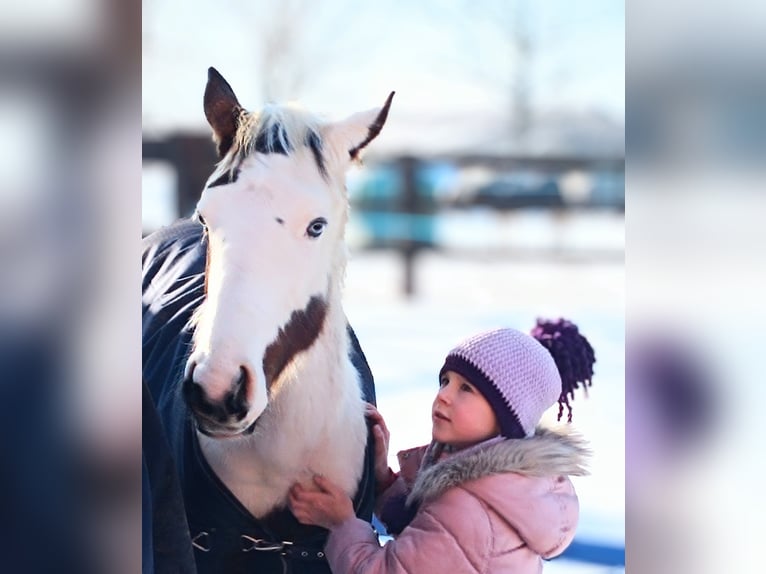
326 489 490 574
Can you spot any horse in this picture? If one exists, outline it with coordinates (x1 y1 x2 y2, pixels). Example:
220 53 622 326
142 67 394 574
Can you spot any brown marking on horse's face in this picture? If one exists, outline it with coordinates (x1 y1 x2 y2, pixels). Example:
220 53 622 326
184 294 327 437
262 295 327 389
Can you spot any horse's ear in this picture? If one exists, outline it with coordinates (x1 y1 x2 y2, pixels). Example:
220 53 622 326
204 67 243 158
324 91 395 163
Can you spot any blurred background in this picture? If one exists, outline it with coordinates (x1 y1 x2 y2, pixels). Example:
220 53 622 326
627 2 766 573
143 1 625 572
9 0 766 572
1 1 141 573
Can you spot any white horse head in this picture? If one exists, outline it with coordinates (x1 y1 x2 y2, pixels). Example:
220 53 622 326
183 67 393 438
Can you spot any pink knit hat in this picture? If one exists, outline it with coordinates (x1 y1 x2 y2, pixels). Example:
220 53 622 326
439 319 595 438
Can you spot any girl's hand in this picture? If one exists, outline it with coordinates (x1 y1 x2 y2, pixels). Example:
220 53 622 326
288 475 355 530
365 403 391 484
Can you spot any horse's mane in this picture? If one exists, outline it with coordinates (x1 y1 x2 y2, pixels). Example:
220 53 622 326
209 104 328 185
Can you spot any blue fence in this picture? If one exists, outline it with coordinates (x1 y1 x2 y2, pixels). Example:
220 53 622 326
559 539 625 567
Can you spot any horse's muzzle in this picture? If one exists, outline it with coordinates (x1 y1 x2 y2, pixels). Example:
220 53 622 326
182 364 252 435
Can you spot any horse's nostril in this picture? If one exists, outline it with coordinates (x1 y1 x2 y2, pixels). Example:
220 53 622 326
228 366 250 421
236 365 249 390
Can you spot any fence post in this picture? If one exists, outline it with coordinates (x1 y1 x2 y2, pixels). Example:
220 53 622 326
398 156 419 297
142 134 218 221
169 135 218 218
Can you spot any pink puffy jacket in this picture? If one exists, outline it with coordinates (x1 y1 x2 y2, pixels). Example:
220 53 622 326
325 427 590 574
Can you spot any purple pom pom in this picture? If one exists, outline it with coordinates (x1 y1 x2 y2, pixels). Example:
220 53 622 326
531 318 596 422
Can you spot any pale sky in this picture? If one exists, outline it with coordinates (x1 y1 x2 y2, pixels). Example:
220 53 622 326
143 0 624 153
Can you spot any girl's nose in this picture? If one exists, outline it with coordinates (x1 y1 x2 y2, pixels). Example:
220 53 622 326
436 385 452 404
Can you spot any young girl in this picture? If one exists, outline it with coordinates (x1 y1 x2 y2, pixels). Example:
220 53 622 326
289 318 595 574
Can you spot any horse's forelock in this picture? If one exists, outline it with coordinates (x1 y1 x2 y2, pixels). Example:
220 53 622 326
205 104 330 187
227 105 327 177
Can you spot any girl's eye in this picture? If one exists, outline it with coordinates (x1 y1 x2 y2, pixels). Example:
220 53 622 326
306 217 327 238
439 376 449 387
460 383 474 393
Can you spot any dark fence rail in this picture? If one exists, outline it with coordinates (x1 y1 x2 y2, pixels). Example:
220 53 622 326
143 134 624 295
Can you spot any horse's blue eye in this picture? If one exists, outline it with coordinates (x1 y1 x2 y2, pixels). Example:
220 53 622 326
306 218 327 238
194 211 207 228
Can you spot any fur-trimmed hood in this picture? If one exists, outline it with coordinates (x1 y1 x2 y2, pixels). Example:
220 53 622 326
403 426 589 558
408 426 590 505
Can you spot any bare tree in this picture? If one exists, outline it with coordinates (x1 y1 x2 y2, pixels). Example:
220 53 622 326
508 1 534 142
402 0 539 148
226 0 358 103
254 0 313 101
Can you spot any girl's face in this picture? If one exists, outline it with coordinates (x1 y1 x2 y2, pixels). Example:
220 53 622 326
431 370 500 449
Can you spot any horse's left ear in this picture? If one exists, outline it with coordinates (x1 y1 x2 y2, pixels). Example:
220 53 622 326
324 91 395 162
204 67 244 158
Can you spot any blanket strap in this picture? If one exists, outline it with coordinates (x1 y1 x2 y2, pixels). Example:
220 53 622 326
191 530 327 562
